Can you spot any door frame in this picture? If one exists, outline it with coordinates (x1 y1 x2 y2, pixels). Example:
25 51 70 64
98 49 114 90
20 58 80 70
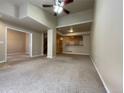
5 26 33 62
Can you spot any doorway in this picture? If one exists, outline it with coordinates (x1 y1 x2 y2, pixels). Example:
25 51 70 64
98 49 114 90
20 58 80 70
43 32 47 55
56 33 63 54
5 27 32 62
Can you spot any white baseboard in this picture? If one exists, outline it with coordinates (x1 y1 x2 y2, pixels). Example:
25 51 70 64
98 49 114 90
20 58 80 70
31 54 44 58
90 56 110 93
0 60 5 63
63 52 90 55
47 56 56 59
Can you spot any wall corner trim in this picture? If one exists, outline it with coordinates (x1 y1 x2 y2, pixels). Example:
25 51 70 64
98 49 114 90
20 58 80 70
89 55 111 93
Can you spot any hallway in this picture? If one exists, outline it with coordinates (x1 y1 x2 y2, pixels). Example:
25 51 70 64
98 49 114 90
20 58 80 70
0 55 106 93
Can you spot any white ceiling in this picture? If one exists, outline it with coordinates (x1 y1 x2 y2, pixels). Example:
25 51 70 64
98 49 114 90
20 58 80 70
0 0 94 32
57 22 92 34
1 0 94 15
1 15 48 32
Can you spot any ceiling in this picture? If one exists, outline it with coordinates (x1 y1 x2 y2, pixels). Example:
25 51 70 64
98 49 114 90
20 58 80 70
57 22 92 34
1 15 48 32
2 0 94 15
0 0 94 32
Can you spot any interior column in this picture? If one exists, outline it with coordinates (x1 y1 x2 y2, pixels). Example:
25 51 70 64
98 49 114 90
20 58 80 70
47 28 56 58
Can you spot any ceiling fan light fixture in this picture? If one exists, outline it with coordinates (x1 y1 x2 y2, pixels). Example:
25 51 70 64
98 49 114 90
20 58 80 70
54 6 63 14
54 0 64 14
54 6 59 13
43 0 73 16
58 7 63 14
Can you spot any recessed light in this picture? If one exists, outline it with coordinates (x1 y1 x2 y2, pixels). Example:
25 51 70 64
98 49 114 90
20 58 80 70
69 27 73 32
60 37 63 40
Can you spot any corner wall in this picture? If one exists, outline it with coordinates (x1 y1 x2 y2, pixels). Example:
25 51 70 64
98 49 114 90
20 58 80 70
91 0 123 93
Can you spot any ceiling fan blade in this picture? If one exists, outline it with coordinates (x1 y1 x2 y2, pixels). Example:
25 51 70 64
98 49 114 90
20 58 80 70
63 9 70 14
42 5 53 7
64 0 73 4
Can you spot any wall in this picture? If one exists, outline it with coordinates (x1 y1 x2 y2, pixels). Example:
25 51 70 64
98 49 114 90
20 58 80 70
25 33 30 54
63 34 90 55
7 29 26 54
58 9 93 27
0 21 6 62
32 32 42 56
26 3 57 28
0 1 17 17
0 20 44 62
91 0 123 93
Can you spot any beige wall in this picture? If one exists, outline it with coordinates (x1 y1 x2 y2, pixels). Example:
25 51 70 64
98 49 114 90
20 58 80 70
7 29 26 53
0 21 6 62
91 0 123 93
32 32 42 56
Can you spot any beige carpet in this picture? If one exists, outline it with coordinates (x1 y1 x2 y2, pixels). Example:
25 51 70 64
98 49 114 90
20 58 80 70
0 54 106 93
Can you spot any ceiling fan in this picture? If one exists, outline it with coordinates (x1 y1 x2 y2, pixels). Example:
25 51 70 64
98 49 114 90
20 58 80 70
42 0 74 16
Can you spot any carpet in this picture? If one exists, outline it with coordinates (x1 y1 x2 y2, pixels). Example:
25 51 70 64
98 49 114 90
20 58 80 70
0 54 106 93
